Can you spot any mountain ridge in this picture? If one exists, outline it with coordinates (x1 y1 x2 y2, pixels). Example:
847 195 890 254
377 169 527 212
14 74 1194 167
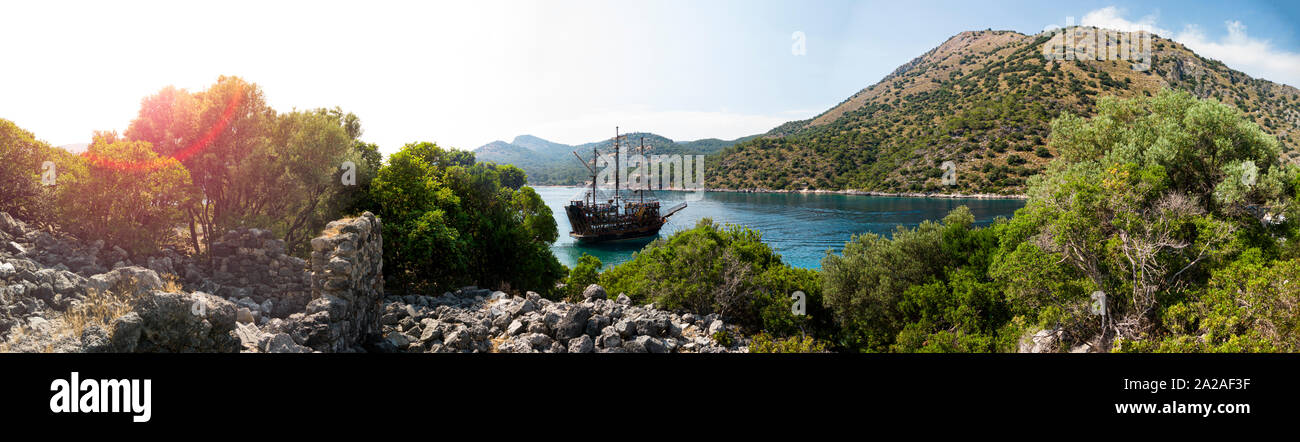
474 132 757 185
707 28 1300 194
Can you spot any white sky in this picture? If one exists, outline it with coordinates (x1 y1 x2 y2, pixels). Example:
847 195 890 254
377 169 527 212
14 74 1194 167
0 0 812 153
2 1 1296 155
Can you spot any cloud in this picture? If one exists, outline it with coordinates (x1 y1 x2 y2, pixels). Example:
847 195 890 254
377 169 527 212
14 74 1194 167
1173 21 1300 88
1079 7 1300 88
1079 6 1172 37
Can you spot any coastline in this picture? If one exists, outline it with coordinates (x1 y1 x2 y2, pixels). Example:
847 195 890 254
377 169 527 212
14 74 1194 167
530 184 1027 200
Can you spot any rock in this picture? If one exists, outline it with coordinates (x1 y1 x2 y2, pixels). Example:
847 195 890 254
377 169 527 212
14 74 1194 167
27 316 51 332
236 307 255 324
109 312 143 352
507 319 526 336
585 315 611 337
234 321 263 351
509 299 537 316
80 325 112 353
597 331 622 349
88 266 164 296
490 291 508 301
522 332 554 350
581 284 607 300
126 291 241 352
567 335 594 353
624 335 667 353
616 293 631 305
261 333 311 353
613 319 636 338
0 262 14 278
706 319 726 336
6 241 26 255
419 323 442 342
1018 329 1061 353
554 305 592 340
386 331 411 348
445 327 472 350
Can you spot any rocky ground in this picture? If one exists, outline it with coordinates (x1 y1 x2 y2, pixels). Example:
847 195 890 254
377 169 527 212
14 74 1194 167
233 285 746 354
373 285 743 353
1 210 744 353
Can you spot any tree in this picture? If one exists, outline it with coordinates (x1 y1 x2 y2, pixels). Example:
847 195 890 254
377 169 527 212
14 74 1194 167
127 78 376 256
62 132 194 256
367 142 565 294
126 76 274 256
0 119 60 226
1014 90 1297 347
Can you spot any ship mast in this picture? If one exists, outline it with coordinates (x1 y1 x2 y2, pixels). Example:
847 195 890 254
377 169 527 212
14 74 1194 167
640 136 646 204
614 126 620 206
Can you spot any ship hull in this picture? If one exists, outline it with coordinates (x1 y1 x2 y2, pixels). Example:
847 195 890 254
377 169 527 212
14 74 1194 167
569 224 663 243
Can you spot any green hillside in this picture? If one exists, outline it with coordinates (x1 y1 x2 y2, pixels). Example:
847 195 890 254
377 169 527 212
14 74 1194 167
708 28 1300 194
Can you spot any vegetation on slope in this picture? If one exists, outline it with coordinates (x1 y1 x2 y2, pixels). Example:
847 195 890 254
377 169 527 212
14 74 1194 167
708 29 1300 195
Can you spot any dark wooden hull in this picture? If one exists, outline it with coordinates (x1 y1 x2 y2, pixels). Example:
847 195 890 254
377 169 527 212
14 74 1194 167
569 223 664 243
565 202 669 243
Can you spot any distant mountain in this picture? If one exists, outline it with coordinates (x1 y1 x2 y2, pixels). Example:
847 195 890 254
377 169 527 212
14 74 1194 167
57 143 89 154
708 28 1300 194
474 133 755 185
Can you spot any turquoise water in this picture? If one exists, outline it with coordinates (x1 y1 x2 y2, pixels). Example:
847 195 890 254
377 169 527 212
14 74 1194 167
538 186 1025 270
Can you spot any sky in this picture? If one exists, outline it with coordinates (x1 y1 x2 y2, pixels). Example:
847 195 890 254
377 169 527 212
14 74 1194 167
1 0 1297 155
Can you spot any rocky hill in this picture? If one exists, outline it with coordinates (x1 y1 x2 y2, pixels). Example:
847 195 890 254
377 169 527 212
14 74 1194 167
707 28 1300 195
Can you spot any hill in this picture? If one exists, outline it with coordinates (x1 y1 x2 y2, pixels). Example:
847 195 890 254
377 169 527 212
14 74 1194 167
475 133 756 185
707 28 1300 194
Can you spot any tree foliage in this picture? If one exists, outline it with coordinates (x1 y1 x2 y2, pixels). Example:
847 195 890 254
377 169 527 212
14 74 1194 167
367 141 565 294
600 218 828 337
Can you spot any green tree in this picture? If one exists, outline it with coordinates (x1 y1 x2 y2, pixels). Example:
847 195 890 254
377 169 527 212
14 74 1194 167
368 142 565 294
1013 89 1297 348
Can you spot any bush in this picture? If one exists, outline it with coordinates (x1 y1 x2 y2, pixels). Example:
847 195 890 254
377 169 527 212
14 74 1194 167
749 332 829 353
563 253 602 301
822 206 1012 352
600 218 827 337
367 141 565 294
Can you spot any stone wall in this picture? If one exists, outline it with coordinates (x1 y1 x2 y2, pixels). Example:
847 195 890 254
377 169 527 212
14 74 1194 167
206 228 311 317
270 212 384 352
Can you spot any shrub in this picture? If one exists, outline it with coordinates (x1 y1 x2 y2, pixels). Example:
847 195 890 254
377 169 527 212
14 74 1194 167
749 332 829 353
563 253 602 301
600 218 828 337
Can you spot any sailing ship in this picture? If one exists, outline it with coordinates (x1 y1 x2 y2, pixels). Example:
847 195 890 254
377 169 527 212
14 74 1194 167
565 128 687 243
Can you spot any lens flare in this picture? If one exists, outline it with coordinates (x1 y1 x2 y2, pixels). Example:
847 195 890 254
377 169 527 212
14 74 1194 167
80 85 245 173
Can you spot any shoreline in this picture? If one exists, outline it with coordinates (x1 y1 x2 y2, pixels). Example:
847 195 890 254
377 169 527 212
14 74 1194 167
530 184 1027 200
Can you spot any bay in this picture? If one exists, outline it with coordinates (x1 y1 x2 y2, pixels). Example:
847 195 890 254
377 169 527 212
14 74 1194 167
537 186 1024 270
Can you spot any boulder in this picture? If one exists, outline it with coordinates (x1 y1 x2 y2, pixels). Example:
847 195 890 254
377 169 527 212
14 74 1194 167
581 284 607 300
89 266 164 296
554 305 593 340
567 335 595 353
124 291 241 352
